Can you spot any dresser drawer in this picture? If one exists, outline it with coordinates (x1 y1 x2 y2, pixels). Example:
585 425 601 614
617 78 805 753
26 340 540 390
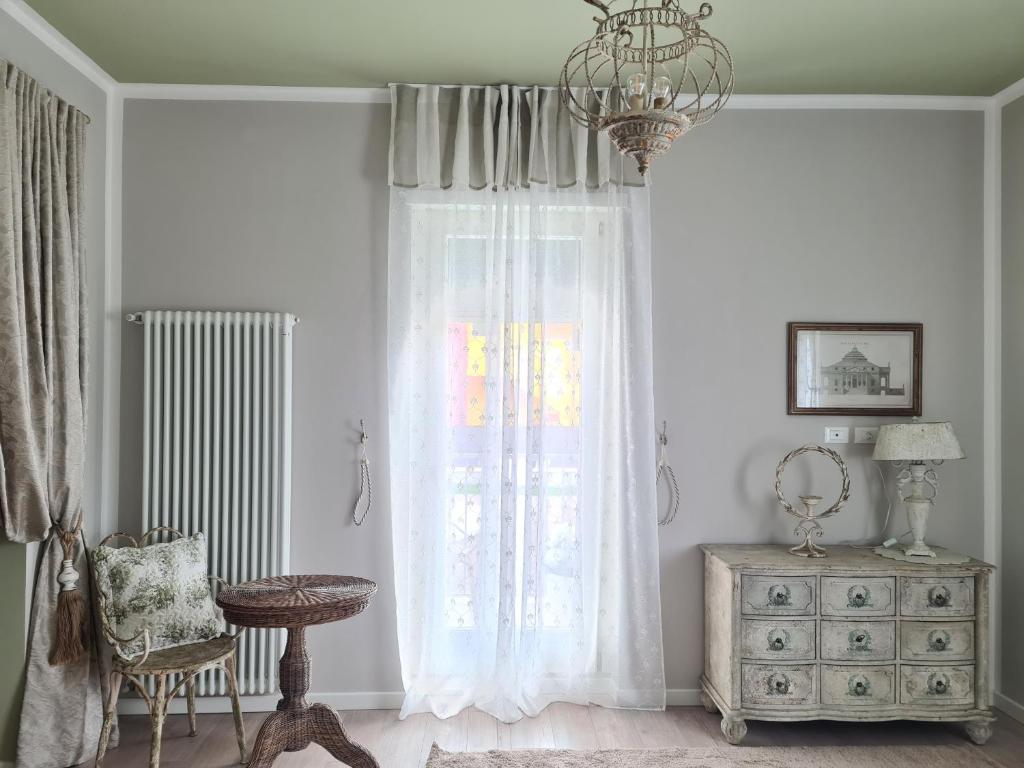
821 619 895 661
741 619 815 660
821 665 896 706
821 576 895 616
900 621 975 662
900 664 975 706
741 575 815 616
900 577 975 617
741 663 817 706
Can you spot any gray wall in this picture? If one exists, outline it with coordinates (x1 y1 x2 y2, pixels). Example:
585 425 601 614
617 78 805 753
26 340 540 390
651 109 983 689
1002 94 1024 705
0 8 109 760
120 100 984 697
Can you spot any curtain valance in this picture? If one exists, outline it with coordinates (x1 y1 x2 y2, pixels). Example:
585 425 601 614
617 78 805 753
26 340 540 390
388 83 643 190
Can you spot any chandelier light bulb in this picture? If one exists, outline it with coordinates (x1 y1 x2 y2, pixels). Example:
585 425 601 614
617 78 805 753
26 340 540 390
626 73 648 111
651 76 673 109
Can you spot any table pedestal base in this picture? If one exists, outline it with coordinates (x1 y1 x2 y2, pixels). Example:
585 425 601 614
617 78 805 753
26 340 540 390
248 626 380 768
248 704 379 767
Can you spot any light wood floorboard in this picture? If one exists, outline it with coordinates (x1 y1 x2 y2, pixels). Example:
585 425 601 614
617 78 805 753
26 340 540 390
91 705 1024 768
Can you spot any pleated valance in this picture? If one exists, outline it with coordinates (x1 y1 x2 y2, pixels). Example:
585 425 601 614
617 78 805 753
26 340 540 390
388 83 643 191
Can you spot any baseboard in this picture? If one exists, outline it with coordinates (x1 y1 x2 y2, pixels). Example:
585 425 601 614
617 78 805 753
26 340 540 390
995 691 1024 724
666 689 700 706
117 691 406 715
118 689 702 715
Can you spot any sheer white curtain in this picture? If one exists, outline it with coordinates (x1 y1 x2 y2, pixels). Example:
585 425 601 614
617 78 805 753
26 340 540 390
387 85 664 723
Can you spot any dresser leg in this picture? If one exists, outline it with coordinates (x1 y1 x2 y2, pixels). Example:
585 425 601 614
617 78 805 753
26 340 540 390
700 691 718 714
721 717 747 745
965 721 993 745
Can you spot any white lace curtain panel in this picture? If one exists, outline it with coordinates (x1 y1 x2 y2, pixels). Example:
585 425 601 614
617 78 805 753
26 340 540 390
387 84 665 722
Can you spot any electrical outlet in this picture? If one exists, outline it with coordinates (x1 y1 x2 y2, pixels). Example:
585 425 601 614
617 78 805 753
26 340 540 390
855 426 879 444
824 427 849 444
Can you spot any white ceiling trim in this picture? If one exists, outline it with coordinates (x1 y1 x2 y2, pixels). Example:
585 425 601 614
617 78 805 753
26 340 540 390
117 83 992 111
720 93 988 111
119 84 390 103
994 75 1024 108
0 0 117 94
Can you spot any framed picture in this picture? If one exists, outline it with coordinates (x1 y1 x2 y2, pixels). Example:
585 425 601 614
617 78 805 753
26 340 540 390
787 322 922 416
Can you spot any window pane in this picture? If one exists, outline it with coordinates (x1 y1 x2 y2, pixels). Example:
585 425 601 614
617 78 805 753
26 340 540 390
441 219 585 632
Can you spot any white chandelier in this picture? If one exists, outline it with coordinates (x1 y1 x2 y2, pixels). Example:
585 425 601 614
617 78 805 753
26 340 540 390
559 0 734 175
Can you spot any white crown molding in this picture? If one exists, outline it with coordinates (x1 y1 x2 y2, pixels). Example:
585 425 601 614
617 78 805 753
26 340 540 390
0 0 117 94
994 75 1024 108
118 83 390 103
721 93 989 111
118 84 993 111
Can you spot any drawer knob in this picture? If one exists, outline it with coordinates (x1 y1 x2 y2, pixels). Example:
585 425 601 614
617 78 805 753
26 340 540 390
767 629 790 652
928 586 951 608
766 673 791 696
848 675 871 697
928 673 951 696
847 585 872 608
928 630 951 652
848 630 872 651
767 585 792 607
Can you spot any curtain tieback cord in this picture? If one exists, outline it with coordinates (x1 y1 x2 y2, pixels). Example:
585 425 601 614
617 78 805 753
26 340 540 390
657 421 680 526
353 420 372 526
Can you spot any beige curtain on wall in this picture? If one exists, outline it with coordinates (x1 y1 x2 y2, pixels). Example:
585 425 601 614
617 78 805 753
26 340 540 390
0 60 102 768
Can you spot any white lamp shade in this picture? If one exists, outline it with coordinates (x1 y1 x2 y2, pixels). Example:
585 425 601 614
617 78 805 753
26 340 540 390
872 421 964 461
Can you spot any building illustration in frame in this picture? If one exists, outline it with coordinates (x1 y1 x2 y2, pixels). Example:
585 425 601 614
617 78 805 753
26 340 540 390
820 346 906 397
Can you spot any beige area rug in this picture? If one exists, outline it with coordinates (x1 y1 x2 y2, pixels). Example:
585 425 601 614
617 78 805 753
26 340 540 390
427 743 999 768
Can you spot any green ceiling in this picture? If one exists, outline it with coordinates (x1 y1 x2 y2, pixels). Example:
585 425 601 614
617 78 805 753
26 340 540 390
21 0 1024 95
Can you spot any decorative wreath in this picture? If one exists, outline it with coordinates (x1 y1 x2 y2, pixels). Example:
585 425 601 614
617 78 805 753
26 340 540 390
774 443 851 520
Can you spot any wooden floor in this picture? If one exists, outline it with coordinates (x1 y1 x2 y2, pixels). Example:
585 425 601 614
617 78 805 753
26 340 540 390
94 705 1024 768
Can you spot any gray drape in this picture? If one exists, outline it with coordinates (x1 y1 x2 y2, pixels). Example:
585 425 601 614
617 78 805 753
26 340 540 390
388 84 643 190
0 59 102 768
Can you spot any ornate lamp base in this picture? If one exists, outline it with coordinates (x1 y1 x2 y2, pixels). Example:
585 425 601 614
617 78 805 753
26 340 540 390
248 627 379 768
904 497 935 558
601 110 691 176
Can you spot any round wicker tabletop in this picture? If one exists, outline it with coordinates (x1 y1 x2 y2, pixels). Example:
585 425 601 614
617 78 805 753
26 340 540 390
216 574 377 629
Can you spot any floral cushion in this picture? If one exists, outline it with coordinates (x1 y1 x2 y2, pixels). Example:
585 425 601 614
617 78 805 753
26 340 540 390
92 533 224 659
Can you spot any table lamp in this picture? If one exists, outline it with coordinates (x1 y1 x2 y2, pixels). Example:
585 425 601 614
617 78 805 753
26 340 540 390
872 421 964 558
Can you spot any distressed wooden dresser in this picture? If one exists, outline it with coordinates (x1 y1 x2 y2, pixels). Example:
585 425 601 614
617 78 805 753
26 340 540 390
700 544 994 745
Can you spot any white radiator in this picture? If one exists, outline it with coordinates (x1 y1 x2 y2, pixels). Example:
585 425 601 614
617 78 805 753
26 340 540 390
136 310 295 696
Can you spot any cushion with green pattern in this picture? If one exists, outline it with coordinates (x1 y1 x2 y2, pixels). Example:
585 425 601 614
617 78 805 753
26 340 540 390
92 533 224 659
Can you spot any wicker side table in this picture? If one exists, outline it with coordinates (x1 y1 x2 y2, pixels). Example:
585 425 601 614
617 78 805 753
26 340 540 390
217 575 380 768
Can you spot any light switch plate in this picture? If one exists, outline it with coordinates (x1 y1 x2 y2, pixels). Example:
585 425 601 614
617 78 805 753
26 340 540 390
855 427 879 444
824 427 849 444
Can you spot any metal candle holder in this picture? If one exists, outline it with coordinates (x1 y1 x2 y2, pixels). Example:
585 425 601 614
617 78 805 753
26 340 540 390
774 444 851 558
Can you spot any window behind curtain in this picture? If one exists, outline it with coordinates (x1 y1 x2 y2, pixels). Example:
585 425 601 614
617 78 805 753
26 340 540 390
444 233 584 632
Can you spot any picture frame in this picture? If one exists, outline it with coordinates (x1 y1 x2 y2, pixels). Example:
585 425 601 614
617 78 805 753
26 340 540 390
787 322 923 416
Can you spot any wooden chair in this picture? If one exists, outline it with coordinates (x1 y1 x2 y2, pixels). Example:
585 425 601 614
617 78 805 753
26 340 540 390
93 527 247 767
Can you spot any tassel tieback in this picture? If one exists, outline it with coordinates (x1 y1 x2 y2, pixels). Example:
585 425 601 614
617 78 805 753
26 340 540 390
49 506 88 666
